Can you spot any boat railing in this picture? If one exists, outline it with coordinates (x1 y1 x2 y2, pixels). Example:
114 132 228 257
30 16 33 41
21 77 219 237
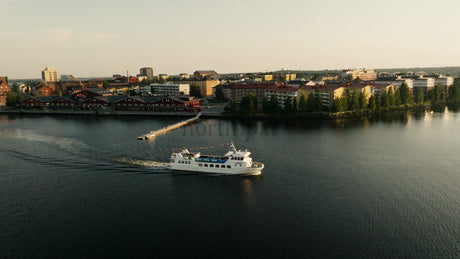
252 162 264 168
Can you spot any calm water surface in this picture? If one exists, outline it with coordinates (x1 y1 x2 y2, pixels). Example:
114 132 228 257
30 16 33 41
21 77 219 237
0 111 459 258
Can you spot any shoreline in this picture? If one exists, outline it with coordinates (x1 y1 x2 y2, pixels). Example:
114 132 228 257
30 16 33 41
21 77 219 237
1 102 456 120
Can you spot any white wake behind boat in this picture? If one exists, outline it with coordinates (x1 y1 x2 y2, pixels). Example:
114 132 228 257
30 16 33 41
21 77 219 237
170 143 264 175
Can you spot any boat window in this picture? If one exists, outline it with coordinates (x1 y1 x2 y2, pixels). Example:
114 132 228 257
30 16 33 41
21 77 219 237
227 165 231 168
204 164 208 167
210 164 214 167
198 163 202 167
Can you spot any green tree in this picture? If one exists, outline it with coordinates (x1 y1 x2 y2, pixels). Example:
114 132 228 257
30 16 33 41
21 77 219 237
399 82 412 104
358 92 367 110
345 88 353 110
352 91 360 111
381 91 389 109
345 74 353 82
368 95 377 111
6 91 16 107
387 88 395 106
239 94 257 116
332 96 347 112
56 86 62 97
306 91 315 112
394 89 401 106
292 96 297 113
428 84 446 104
12 83 19 92
269 94 281 113
15 91 23 104
283 96 293 113
314 90 323 111
215 85 225 101
298 94 307 112
414 87 424 104
190 85 202 98
262 97 270 113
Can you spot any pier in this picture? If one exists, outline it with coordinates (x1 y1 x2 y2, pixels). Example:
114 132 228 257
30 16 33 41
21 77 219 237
137 113 201 140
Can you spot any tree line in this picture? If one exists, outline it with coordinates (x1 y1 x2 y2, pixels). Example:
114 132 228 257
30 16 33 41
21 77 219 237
225 80 460 116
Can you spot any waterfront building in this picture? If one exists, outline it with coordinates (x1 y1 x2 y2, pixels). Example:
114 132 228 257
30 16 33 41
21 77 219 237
376 77 413 90
194 70 218 79
172 79 219 97
373 83 396 95
81 96 111 110
138 84 152 95
20 96 76 109
342 68 377 81
347 83 375 101
436 76 454 88
221 85 233 101
0 76 11 106
41 67 59 82
231 83 279 103
139 67 154 80
150 83 190 96
265 85 298 108
298 85 346 110
413 76 435 91
143 96 201 112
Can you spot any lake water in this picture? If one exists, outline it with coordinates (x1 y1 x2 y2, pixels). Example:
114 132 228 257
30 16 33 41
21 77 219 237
0 111 459 258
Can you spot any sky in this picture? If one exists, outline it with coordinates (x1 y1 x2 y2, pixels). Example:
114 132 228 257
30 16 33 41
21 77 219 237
2 0 460 79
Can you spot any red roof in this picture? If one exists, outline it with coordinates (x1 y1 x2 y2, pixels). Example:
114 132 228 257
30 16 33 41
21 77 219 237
265 85 298 92
232 83 284 89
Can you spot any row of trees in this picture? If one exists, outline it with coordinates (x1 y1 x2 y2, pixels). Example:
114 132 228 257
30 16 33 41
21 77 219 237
226 80 460 116
5 91 24 107
225 93 325 116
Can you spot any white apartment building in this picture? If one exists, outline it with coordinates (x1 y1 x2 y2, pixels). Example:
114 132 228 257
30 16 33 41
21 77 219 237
150 83 190 96
42 67 58 82
436 76 454 87
264 87 298 108
377 78 414 90
413 77 435 89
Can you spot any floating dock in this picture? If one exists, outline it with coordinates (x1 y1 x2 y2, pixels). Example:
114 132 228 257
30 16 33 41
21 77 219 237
137 113 201 140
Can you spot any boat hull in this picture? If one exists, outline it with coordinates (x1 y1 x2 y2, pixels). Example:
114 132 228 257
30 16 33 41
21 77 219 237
170 163 263 175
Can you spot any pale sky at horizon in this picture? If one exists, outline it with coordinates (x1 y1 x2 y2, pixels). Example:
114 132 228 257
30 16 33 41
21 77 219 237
2 0 460 79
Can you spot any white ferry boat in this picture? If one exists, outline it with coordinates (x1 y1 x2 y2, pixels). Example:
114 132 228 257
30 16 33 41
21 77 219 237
170 143 264 175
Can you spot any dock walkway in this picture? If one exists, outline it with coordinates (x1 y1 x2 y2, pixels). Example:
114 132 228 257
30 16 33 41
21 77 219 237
137 113 201 140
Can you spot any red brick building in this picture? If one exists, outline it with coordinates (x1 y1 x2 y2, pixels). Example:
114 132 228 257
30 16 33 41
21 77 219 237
0 76 11 106
144 96 202 112
81 97 111 110
37 85 54 96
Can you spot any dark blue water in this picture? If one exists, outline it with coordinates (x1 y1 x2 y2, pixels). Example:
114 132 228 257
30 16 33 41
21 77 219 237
0 112 459 258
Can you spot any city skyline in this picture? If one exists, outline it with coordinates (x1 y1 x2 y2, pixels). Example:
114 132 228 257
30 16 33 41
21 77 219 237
2 0 460 79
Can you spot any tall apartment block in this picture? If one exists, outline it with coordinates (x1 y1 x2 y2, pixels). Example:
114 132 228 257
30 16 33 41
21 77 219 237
139 67 154 80
342 68 377 81
41 67 58 82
